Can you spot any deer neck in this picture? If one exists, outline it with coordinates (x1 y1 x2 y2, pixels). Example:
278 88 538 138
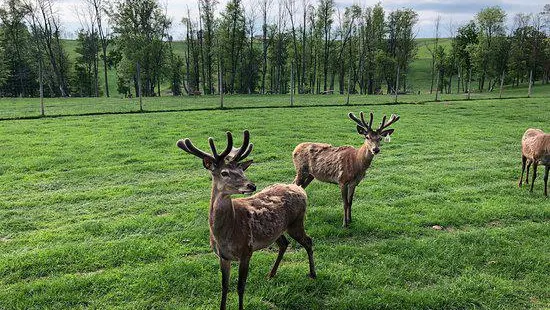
209 183 236 238
357 143 375 169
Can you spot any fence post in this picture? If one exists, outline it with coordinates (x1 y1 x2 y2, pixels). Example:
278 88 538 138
137 61 143 112
499 71 505 99
435 69 440 101
528 70 533 98
39 59 44 117
394 66 399 103
467 67 472 100
290 61 294 107
219 59 224 108
346 65 351 105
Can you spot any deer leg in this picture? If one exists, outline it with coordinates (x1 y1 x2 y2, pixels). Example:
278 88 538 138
519 155 527 187
347 184 357 224
287 223 316 279
544 166 549 197
530 162 538 192
237 254 251 310
269 235 289 278
526 161 532 184
301 175 315 188
340 183 349 227
220 258 231 310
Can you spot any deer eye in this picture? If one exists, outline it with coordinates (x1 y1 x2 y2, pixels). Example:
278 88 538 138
221 171 229 177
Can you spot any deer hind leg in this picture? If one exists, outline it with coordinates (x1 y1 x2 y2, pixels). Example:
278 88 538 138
519 155 527 187
526 160 532 184
340 183 350 227
347 184 357 224
237 254 251 310
269 235 289 278
530 162 538 192
544 165 549 197
220 258 231 310
287 222 316 279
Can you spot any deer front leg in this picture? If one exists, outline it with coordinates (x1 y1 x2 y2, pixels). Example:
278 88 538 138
530 162 538 192
220 258 231 310
238 254 251 310
269 235 289 278
347 184 357 224
519 156 527 187
340 183 349 227
544 166 549 197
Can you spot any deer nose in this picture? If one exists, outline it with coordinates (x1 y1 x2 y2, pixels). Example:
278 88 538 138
246 183 256 191
373 147 380 154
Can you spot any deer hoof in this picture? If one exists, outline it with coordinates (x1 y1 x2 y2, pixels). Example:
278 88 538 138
308 273 317 279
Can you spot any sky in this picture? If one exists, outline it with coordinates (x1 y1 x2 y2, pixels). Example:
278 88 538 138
57 0 549 39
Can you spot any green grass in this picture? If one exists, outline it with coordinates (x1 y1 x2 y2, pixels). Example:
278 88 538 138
1 81 550 120
0 96 549 309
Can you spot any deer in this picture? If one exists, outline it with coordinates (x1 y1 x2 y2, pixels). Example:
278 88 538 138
292 111 400 227
519 128 550 197
176 130 316 310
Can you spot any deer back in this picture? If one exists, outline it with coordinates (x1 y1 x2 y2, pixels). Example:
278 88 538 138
229 184 307 251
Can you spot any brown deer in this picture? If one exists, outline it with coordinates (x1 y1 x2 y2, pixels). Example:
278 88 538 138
177 130 316 310
519 128 550 196
293 112 399 227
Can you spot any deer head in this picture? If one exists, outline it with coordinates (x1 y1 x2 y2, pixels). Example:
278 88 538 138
177 130 256 195
348 111 400 155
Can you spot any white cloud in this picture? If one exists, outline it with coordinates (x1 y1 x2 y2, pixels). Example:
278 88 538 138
56 0 549 39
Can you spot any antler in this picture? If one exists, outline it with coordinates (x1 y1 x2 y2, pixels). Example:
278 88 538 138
177 130 252 164
349 111 373 131
227 130 254 162
376 114 400 133
349 111 400 133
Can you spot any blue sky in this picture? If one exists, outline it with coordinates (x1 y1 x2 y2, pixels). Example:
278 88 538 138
58 0 549 39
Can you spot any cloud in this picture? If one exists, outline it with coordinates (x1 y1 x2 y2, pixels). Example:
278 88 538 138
56 0 548 39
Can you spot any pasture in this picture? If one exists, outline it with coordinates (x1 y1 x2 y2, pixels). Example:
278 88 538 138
0 96 549 309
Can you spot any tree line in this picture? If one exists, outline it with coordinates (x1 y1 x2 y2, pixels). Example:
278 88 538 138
0 0 549 98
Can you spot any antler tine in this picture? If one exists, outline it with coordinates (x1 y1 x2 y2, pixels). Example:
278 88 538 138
182 138 215 161
231 130 251 162
368 112 374 129
176 139 190 153
377 114 400 132
208 137 219 159
360 111 369 130
239 143 254 161
378 115 387 131
218 131 234 160
348 112 364 127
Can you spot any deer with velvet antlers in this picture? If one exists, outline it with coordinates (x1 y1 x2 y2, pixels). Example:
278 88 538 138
293 112 400 227
177 130 316 310
519 128 550 196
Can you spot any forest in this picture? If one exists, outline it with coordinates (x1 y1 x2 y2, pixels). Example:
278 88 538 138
0 0 549 98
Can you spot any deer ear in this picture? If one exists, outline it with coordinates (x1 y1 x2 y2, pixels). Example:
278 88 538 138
380 129 394 137
202 157 216 170
356 125 367 135
239 160 253 171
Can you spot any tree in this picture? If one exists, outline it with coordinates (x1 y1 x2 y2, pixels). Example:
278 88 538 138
85 0 110 97
218 0 246 94
73 29 100 97
0 0 38 97
110 0 171 96
474 6 506 91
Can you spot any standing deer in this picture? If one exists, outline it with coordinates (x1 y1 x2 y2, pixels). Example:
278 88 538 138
177 130 316 310
293 112 399 227
519 128 550 196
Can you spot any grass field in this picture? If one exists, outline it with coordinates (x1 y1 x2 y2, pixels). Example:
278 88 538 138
1 95 549 309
